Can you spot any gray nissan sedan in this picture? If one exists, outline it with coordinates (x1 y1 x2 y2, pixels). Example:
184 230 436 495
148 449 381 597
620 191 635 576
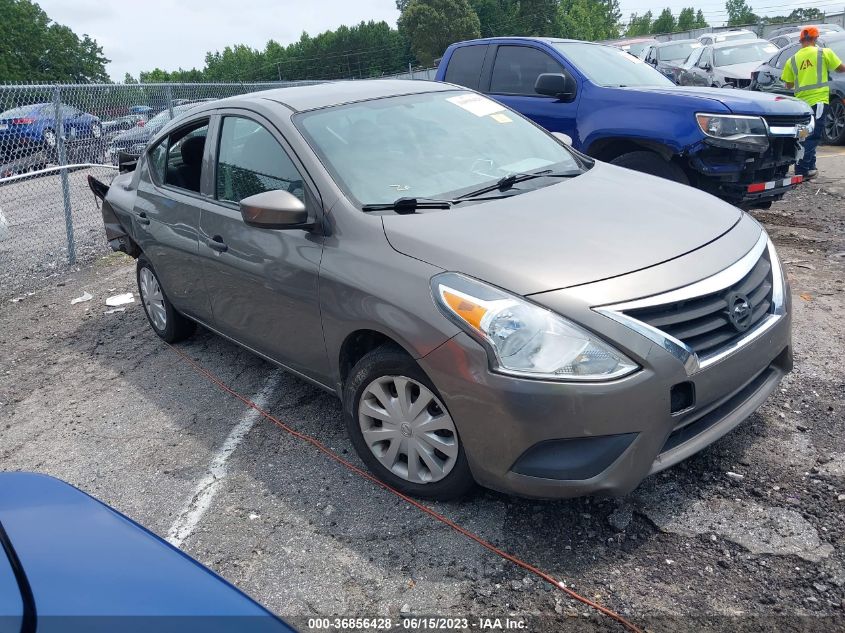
92 80 792 500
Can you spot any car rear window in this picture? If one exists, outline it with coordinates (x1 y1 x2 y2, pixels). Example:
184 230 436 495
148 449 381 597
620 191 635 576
444 45 488 90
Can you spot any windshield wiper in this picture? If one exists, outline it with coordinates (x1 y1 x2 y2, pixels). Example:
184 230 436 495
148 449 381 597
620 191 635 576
457 169 582 200
361 192 522 214
362 197 453 214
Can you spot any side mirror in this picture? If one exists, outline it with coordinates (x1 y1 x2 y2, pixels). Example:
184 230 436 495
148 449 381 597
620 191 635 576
552 132 573 146
535 72 577 102
240 189 310 230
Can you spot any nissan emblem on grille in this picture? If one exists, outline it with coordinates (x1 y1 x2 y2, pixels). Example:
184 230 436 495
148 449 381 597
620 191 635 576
726 292 754 332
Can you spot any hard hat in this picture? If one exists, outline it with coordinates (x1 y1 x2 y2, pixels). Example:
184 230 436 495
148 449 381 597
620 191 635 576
800 26 820 41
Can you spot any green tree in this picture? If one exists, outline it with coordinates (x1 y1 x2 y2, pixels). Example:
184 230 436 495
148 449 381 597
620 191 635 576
0 0 109 82
398 0 481 65
725 0 756 26
625 11 653 36
694 9 708 27
558 0 621 40
651 7 676 33
516 0 559 36
469 0 519 37
677 7 695 31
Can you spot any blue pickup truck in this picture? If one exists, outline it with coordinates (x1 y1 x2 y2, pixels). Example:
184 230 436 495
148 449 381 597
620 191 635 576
435 37 814 208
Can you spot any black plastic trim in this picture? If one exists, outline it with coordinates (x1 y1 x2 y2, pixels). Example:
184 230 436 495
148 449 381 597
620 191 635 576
0 520 36 633
511 433 637 480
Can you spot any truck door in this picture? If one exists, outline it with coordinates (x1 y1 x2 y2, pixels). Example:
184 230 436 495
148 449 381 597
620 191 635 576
484 45 580 145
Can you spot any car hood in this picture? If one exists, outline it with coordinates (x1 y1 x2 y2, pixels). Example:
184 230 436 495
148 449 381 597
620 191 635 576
0 472 294 627
716 61 766 79
382 162 742 296
630 85 811 115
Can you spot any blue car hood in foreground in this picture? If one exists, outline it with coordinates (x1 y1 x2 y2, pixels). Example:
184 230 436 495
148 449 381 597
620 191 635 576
0 472 296 633
629 85 812 116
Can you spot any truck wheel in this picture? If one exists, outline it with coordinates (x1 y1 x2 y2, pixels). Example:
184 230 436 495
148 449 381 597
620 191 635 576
823 98 845 145
343 344 475 500
610 151 689 185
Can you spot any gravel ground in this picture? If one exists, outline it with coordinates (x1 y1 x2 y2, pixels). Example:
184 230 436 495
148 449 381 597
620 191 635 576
1 149 844 632
0 165 117 300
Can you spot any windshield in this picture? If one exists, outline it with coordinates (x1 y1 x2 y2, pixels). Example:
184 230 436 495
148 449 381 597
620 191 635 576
830 39 845 58
715 41 778 66
658 42 701 62
553 42 673 87
145 104 198 132
627 42 652 57
296 90 582 206
715 31 756 42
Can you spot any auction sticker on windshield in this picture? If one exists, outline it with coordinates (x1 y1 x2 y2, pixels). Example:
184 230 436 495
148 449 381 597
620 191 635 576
447 93 506 117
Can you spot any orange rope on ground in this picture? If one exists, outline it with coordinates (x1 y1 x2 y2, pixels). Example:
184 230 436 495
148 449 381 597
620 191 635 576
167 343 643 633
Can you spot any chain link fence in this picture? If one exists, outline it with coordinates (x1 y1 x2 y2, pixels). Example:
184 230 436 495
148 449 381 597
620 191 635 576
0 74 430 299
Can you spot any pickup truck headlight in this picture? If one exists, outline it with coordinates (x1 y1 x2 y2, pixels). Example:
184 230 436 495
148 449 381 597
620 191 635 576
432 273 638 381
696 113 769 150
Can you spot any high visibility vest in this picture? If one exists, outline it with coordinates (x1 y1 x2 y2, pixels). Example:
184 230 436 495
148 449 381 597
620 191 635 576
789 48 828 92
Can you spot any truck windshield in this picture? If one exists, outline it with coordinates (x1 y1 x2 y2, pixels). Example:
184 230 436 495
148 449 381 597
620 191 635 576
553 42 674 87
296 90 583 207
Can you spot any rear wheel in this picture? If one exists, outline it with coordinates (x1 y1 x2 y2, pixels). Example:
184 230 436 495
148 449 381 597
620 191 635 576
343 345 475 500
610 151 689 185
42 128 57 149
137 256 196 343
823 98 845 145
91 123 102 139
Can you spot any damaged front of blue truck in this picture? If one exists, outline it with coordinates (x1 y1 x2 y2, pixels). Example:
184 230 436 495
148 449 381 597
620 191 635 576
436 37 813 208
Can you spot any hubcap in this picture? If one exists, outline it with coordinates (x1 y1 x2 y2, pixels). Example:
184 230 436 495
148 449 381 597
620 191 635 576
358 375 458 484
43 130 56 147
139 267 167 331
92 124 101 138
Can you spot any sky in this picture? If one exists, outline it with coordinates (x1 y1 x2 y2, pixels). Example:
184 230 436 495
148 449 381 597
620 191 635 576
38 0 833 81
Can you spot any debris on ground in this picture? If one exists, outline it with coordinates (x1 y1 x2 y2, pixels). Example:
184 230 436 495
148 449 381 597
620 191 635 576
105 292 134 307
70 291 92 305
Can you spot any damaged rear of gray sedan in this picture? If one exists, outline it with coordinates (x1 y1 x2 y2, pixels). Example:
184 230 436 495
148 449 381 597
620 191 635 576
89 80 791 500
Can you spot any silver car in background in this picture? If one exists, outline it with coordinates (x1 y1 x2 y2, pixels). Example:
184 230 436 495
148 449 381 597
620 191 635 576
92 80 792 499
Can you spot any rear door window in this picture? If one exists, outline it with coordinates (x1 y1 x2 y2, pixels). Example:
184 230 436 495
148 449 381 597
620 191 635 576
215 116 305 204
443 45 488 90
489 46 564 96
163 120 209 194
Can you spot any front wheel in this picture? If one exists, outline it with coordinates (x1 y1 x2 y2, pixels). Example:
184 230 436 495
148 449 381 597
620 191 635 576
137 256 196 343
343 345 475 500
610 151 690 185
823 98 845 145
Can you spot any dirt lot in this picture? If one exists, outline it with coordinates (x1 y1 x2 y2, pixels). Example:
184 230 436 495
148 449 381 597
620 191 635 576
1 150 844 632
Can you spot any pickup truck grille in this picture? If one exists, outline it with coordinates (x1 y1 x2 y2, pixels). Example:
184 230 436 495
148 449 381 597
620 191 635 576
764 114 812 127
623 250 774 357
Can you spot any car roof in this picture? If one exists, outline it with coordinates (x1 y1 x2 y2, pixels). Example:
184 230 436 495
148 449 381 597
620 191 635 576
203 80 456 114
711 38 769 49
654 38 699 47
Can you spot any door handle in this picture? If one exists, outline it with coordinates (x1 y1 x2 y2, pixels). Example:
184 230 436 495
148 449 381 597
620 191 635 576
137 212 150 225
207 235 228 253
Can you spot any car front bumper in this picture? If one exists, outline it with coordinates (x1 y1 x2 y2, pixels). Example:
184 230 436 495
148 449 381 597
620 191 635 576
418 259 792 499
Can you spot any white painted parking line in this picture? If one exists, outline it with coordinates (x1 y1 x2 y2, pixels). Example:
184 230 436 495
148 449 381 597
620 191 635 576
166 371 280 548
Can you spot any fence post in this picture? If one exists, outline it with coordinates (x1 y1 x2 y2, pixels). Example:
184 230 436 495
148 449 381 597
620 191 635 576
53 86 76 265
165 84 174 119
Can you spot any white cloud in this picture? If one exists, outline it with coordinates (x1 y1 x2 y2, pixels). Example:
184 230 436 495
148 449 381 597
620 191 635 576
37 0 400 81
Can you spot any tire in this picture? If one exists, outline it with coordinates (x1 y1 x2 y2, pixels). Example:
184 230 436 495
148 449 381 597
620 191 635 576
823 98 845 145
610 151 690 185
42 128 57 149
136 255 196 343
343 344 475 500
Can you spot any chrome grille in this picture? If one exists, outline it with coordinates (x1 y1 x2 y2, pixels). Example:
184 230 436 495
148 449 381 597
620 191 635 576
623 250 774 357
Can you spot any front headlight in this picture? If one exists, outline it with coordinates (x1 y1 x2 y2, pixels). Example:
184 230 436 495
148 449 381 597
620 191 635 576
696 113 769 150
432 273 638 381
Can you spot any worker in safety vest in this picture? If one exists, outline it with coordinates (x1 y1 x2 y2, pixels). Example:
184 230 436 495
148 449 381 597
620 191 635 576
781 26 845 179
